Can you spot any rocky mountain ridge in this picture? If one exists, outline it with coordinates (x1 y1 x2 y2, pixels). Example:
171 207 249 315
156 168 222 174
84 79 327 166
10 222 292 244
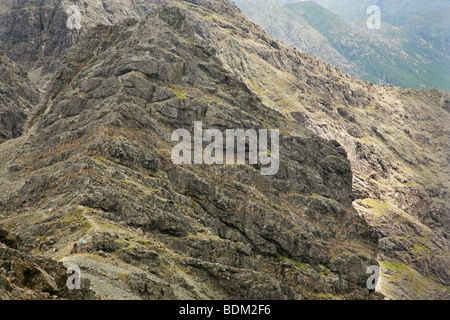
0 0 171 91
0 0 448 300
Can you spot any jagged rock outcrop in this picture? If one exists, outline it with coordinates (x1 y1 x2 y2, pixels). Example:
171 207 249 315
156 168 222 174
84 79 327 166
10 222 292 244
0 0 171 91
0 227 94 299
0 52 39 142
0 0 170 137
0 7 381 300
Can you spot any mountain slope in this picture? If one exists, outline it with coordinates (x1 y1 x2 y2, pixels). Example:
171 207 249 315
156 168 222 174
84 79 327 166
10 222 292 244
235 0 450 90
232 0 354 77
188 0 449 299
285 1 450 89
0 0 448 300
304 0 450 65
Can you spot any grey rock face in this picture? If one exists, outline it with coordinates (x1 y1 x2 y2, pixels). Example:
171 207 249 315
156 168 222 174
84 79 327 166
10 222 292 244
0 0 170 91
0 53 39 142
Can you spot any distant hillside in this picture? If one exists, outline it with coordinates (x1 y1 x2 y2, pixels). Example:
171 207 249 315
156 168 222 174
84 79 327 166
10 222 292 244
304 0 450 54
234 0 450 90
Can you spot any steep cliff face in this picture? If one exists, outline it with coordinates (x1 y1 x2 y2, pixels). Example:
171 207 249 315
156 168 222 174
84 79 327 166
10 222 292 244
0 0 170 90
0 52 39 142
0 6 380 300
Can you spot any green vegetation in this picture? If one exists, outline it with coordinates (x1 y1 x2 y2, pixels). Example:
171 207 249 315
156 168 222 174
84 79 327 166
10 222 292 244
168 87 186 99
279 255 309 269
379 260 407 271
355 198 391 217
379 258 449 298
319 264 330 276
191 198 198 210
95 156 107 163
412 243 432 254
